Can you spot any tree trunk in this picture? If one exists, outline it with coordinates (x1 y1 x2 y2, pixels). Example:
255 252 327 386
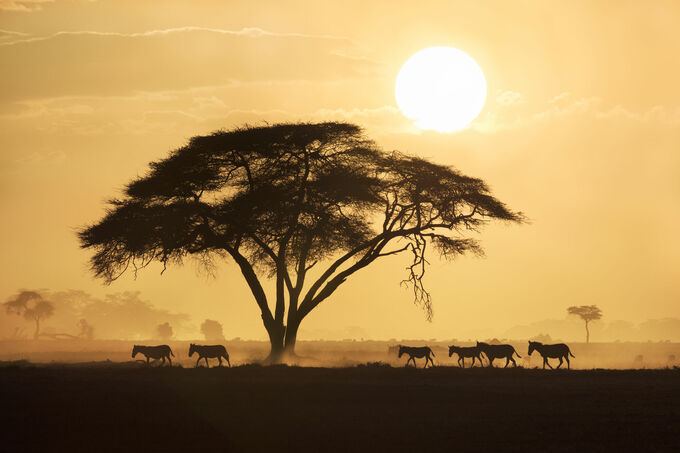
284 319 300 354
262 317 303 364
585 320 590 344
263 319 287 364
33 318 40 340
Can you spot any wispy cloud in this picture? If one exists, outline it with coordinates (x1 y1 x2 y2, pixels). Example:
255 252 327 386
0 29 30 39
0 26 377 102
0 0 53 12
496 90 524 106
473 92 680 133
0 26 357 47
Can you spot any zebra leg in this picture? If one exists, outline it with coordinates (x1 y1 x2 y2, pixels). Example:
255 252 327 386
557 357 563 369
204 357 210 368
487 357 494 368
225 355 231 367
504 357 510 368
146 356 150 366
542 358 546 369
167 355 172 367
510 356 517 367
195 357 202 368
565 355 571 369
545 358 553 369
218 356 223 367
160 356 166 366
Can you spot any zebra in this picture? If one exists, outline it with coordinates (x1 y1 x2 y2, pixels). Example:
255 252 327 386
476 341 522 368
189 343 231 368
398 345 435 368
448 345 484 368
527 341 575 369
131 344 174 366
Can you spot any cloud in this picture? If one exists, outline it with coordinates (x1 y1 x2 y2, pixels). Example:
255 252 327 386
0 26 378 103
14 149 65 165
496 90 524 106
0 0 53 11
0 26 357 47
0 29 30 39
473 92 680 133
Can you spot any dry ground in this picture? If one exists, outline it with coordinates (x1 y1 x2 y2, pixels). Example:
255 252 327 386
1 362 679 452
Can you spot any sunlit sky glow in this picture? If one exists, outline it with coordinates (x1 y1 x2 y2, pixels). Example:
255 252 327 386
1 0 679 340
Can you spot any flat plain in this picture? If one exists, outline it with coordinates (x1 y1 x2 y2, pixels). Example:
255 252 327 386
2 363 679 452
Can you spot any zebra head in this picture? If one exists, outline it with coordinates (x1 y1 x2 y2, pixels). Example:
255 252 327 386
448 345 456 357
131 345 139 358
528 341 541 356
188 343 196 357
397 345 405 358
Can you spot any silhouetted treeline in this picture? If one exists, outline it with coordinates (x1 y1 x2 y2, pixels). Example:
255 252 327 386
1 290 189 340
505 317 680 342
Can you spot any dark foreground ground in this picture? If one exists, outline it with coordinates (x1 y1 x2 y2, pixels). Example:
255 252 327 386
1 363 679 453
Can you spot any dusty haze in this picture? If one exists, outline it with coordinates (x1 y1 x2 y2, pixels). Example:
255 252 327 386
1 0 679 342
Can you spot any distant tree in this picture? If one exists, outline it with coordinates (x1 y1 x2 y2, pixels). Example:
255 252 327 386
77 318 94 340
156 322 173 341
529 333 553 343
568 305 602 343
200 319 225 342
3 291 55 339
79 122 523 362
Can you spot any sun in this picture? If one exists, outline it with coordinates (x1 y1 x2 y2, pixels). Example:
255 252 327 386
395 47 487 132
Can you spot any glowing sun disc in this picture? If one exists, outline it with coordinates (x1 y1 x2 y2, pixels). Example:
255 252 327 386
396 47 487 132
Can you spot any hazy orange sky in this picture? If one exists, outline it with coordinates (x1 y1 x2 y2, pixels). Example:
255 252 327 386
1 0 679 340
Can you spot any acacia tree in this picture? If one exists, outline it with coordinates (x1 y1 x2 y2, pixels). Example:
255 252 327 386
568 305 602 343
156 322 173 341
201 319 226 342
79 122 523 361
4 290 55 339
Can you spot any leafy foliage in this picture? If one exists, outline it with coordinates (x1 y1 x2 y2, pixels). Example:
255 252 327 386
79 122 523 354
3 290 55 339
156 322 173 341
200 319 226 342
567 305 603 322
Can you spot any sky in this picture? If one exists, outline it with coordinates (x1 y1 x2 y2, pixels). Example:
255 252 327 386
1 0 679 340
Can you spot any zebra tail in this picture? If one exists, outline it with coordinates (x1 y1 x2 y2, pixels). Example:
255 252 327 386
169 348 175 357
569 350 575 358
430 348 436 357
514 349 522 358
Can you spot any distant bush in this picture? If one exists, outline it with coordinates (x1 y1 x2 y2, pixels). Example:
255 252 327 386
358 361 391 368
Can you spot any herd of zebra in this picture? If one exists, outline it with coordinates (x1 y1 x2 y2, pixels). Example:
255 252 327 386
393 341 576 369
130 341 573 369
131 344 230 368
130 342 675 369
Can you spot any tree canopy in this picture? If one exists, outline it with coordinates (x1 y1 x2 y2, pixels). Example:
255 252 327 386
156 322 174 341
79 122 523 360
568 305 603 343
4 290 55 339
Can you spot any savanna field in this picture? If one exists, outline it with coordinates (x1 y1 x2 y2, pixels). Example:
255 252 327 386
2 340 680 452
3 2 680 452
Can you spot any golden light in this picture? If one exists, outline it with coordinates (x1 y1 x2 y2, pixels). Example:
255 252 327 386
395 47 487 132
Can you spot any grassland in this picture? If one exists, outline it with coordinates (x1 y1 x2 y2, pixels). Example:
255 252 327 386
1 362 679 452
